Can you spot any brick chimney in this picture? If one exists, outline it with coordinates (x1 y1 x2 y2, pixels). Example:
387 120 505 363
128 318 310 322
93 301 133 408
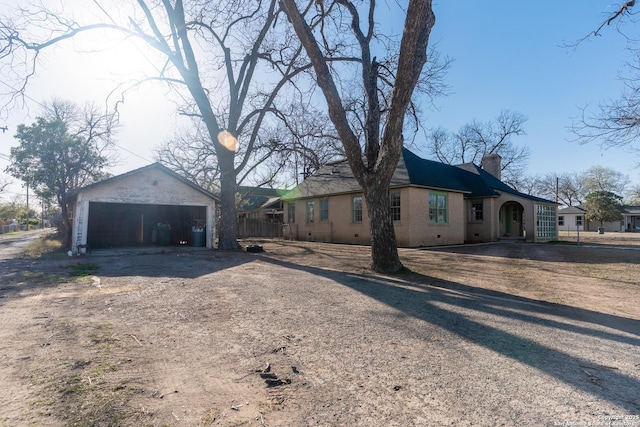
481 153 502 180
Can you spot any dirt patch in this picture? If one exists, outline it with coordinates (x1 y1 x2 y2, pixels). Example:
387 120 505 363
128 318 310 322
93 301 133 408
0 234 639 426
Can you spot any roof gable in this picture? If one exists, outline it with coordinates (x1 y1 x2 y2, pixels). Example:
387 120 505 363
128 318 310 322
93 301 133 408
68 163 219 202
558 206 586 214
237 186 285 211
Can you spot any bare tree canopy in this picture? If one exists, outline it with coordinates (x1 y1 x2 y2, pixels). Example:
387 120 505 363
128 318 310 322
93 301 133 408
520 164 629 207
593 0 636 38
527 172 586 207
155 101 344 192
570 1 640 158
280 0 438 272
626 184 640 204
426 110 529 187
1 0 314 250
582 165 627 196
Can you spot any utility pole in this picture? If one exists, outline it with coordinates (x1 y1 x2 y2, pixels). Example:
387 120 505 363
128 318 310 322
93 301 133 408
26 183 29 231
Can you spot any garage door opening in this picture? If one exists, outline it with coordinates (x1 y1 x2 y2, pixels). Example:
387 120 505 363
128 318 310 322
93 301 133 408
87 202 207 248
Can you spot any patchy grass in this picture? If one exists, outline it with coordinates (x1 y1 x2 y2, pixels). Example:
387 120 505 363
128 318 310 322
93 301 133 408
23 232 65 258
69 263 100 277
32 322 149 426
198 407 222 426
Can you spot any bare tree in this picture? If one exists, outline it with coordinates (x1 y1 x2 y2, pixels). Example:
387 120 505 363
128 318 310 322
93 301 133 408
153 120 220 193
570 2 640 157
1 0 312 250
509 174 541 196
536 172 585 207
280 0 437 272
263 106 344 187
626 184 640 204
426 110 530 187
522 166 629 207
155 98 343 191
581 165 627 196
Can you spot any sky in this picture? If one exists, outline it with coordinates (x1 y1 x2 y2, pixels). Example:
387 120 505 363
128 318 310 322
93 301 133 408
420 1 640 186
1 1 639 202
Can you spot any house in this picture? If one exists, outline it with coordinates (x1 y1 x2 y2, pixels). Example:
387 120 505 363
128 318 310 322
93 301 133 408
67 163 218 253
236 186 284 238
281 148 558 247
559 204 640 233
237 186 284 222
623 206 640 231
557 206 586 232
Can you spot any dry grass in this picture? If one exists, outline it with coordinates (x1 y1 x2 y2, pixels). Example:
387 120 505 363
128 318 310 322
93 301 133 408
22 232 64 258
249 236 640 320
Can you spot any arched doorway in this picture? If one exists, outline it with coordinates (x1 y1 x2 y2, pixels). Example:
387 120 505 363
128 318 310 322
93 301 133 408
500 201 525 238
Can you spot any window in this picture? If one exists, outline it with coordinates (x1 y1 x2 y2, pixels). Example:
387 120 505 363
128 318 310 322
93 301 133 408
288 203 295 224
306 200 315 223
390 191 401 222
558 216 564 226
320 198 329 221
575 216 583 226
352 195 363 223
536 204 557 238
429 192 448 224
471 201 483 221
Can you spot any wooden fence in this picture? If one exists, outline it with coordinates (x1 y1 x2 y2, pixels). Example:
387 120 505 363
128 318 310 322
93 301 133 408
237 218 283 238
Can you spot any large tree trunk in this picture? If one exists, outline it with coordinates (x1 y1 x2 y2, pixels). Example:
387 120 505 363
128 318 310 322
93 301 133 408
217 148 240 250
60 201 72 249
364 185 402 272
280 0 434 273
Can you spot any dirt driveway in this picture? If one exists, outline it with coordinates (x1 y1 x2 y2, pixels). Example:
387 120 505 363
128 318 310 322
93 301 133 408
0 234 639 426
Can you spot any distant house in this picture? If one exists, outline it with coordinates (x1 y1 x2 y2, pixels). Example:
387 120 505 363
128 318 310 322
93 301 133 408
557 206 586 232
236 186 284 238
624 206 640 231
67 163 218 253
281 148 558 247
237 186 284 223
559 204 640 232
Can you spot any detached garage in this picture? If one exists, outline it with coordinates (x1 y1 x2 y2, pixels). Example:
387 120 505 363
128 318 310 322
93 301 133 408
67 163 218 254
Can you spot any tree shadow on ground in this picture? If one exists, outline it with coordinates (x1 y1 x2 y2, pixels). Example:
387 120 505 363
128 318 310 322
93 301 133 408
0 248 254 304
256 255 640 413
416 241 640 265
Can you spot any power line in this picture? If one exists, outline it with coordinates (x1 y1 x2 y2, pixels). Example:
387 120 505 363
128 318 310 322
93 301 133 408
0 79 47 109
113 143 153 163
